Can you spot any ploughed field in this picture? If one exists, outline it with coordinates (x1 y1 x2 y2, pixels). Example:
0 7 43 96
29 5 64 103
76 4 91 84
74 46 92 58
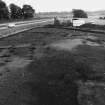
0 26 105 105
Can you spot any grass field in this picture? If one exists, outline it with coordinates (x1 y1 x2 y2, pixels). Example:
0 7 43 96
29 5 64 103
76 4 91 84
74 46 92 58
0 24 105 105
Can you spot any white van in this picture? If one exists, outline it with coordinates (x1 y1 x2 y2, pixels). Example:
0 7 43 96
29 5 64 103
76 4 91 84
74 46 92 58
73 20 85 27
8 23 16 28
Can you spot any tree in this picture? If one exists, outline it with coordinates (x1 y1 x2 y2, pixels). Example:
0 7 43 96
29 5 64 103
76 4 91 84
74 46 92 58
0 0 9 20
72 9 88 18
54 17 60 26
22 5 35 19
9 4 23 19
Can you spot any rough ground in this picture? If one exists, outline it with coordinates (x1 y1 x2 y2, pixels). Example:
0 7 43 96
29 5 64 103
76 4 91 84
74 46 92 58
0 56 31 105
0 27 105 105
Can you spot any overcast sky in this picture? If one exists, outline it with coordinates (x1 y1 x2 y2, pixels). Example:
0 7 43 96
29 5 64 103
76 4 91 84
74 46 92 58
4 0 105 12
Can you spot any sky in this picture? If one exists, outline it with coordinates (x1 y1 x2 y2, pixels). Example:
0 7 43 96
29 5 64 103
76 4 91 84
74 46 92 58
4 0 105 12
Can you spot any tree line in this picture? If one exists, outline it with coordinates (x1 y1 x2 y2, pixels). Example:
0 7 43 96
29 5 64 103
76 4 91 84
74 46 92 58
0 0 35 20
72 9 88 18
